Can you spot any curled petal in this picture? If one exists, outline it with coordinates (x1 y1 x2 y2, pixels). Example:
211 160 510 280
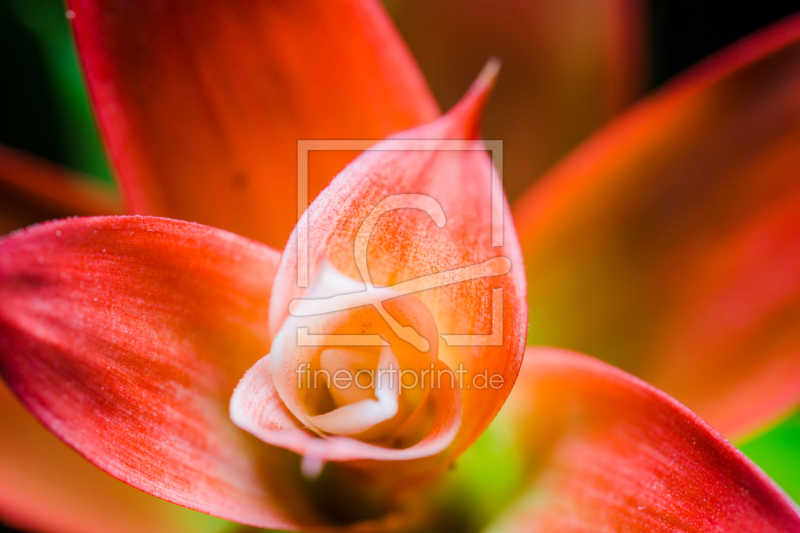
231 261 461 467
515 13 800 438
308 347 401 437
265 63 528 467
230 354 460 464
0 216 324 529
483 347 800 532
69 0 438 248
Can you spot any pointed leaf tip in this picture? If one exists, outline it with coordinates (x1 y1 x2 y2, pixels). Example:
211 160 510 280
477 57 502 91
448 58 501 138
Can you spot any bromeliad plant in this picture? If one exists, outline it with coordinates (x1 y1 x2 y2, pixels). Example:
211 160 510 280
2 1 800 532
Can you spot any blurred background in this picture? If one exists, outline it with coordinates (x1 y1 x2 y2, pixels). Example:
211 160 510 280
0 0 798 531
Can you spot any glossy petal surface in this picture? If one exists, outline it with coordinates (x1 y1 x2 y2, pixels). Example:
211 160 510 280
69 0 438 248
389 0 648 200
515 14 800 438
484 348 800 532
0 216 322 529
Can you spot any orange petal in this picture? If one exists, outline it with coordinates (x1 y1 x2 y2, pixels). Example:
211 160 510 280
388 0 648 200
0 216 324 529
515 13 800 439
483 347 800 532
267 63 527 467
0 144 122 235
0 382 232 533
69 0 439 249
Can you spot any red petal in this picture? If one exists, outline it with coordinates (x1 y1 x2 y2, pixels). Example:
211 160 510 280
0 216 323 529
390 0 648 200
69 0 439 248
268 64 527 464
515 13 800 438
0 382 230 533
0 144 122 235
484 347 800 532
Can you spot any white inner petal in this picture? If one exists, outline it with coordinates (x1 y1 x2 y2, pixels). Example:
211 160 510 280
308 346 399 436
319 348 378 407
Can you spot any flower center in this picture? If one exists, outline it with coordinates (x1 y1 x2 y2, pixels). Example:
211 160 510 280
268 264 440 446
303 346 400 437
319 349 380 408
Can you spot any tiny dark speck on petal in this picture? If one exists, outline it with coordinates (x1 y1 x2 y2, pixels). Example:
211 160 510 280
232 172 248 189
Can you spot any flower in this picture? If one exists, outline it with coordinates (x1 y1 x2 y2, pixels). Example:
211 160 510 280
1 1 800 533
